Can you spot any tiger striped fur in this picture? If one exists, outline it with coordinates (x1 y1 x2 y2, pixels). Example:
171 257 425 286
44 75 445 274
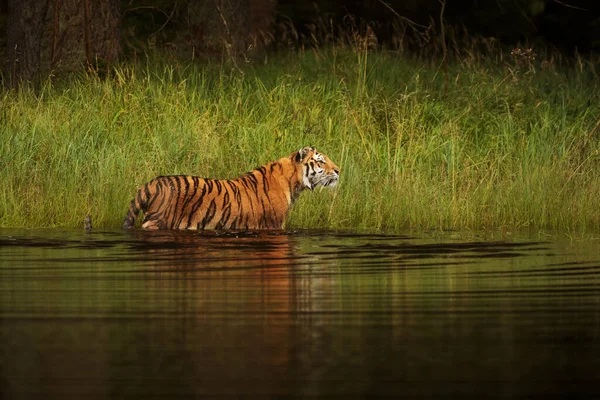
122 146 340 230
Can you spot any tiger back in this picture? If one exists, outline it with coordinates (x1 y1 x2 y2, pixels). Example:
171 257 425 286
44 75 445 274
122 146 340 230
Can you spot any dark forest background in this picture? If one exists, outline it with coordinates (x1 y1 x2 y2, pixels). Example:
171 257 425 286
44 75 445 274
1 0 599 86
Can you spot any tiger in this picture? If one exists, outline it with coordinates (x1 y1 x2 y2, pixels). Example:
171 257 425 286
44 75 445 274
122 146 340 231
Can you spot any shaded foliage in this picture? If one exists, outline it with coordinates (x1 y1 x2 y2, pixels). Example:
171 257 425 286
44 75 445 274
3 0 120 87
0 0 598 84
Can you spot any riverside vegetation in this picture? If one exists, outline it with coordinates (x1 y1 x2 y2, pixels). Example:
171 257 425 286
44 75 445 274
1 46 599 233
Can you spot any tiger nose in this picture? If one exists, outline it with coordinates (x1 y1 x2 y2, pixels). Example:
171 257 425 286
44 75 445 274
334 169 340 176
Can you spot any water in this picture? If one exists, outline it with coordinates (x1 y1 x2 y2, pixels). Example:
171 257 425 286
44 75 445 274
1 229 599 398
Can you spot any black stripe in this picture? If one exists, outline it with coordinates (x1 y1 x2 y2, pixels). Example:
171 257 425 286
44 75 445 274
145 180 160 209
226 181 241 204
223 188 230 207
147 178 169 222
238 176 253 200
215 203 232 230
245 173 259 196
170 176 185 229
181 176 201 229
237 177 255 216
182 176 190 199
259 196 268 228
143 210 164 224
135 189 144 212
186 181 208 228
206 179 214 193
142 184 151 209
214 186 232 229
200 199 217 229
176 177 199 229
162 177 177 229
258 166 274 208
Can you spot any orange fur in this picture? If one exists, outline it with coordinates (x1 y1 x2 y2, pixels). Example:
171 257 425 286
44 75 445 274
122 147 339 230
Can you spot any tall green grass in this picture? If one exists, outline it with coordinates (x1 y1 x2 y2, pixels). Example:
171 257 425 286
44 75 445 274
1 47 599 232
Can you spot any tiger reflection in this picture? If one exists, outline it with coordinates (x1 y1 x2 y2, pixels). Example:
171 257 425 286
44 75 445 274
127 230 299 273
124 230 318 372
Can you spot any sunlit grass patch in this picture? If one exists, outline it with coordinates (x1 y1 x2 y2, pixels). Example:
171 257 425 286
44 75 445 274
1 48 599 232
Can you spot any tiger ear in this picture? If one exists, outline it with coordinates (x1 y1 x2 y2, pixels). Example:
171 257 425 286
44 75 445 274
294 146 314 163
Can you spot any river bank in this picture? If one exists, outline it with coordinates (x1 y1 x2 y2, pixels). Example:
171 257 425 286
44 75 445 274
1 48 599 232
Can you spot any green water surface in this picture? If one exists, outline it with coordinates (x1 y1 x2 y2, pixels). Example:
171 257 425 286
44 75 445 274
1 229 598 398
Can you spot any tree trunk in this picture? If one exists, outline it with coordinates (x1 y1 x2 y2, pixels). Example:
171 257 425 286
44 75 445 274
42 0 121 74
4 0 120 87
187 0 277 61
6 0 49 87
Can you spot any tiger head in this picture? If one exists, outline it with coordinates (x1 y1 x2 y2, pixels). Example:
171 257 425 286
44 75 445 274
293 146 340 191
